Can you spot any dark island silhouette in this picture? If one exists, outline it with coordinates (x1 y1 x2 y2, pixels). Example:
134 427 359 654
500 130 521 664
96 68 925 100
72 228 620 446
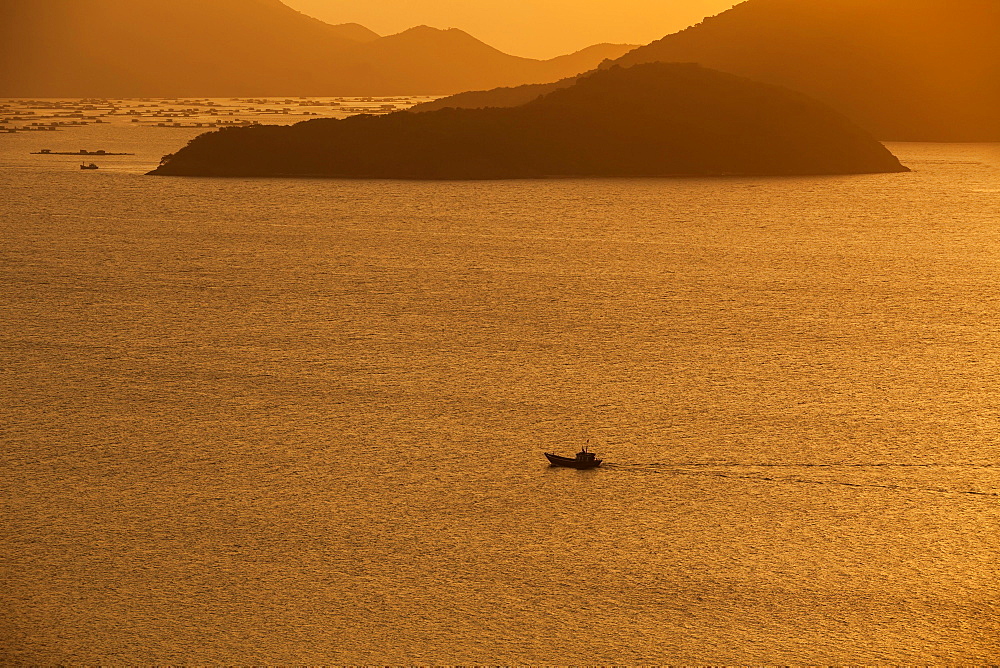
0 0 634 97
413 0 1000 142
150 63 908 179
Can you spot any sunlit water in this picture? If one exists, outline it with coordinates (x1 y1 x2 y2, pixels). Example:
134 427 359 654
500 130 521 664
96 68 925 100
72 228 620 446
2 114 999 663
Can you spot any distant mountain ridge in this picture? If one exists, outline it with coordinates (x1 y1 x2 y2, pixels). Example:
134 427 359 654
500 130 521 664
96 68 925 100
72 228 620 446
614 0 1000 140
414 0 1000 141
0 0 636 97
150 63 908 179
326 22 381 43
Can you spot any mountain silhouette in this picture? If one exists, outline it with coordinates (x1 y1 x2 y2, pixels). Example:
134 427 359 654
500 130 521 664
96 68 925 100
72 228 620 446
0 0 635 97
414 0 1000 141
615 0 1000 141
150 63 908 179
348 26 635 96
326 22 381 44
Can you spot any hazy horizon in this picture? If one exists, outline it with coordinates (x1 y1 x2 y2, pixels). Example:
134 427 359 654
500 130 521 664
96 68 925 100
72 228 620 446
282 0 741 59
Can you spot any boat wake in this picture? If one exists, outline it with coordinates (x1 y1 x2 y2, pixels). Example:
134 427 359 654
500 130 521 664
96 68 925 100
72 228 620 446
601 462 1000 499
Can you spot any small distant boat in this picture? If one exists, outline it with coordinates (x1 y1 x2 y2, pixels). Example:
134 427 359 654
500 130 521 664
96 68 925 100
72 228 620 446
545 446 602 469
80 163 99 170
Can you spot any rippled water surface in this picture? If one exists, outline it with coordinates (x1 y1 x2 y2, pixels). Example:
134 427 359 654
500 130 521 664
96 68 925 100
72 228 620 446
2 124 999 663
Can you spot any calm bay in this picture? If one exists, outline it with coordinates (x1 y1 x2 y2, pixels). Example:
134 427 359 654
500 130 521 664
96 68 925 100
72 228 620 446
2 114 999 663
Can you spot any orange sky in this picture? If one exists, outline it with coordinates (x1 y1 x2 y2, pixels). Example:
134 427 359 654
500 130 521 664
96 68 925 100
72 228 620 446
282 0 741 59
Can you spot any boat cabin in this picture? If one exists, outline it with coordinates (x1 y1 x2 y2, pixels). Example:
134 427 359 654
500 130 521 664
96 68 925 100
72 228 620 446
544 445 603 469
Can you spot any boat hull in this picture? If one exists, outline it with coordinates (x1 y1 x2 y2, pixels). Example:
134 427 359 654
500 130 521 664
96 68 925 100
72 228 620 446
545 452 602 469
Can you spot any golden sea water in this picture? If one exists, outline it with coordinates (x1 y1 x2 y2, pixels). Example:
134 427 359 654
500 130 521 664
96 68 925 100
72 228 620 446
2 112 999 663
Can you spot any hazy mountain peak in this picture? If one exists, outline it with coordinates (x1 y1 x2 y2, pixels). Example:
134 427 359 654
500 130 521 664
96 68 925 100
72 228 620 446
327 22 381 43
0 0 654 97
416 0 1000 140
613 0 1000 140
399 24 447 33
384 25 481 43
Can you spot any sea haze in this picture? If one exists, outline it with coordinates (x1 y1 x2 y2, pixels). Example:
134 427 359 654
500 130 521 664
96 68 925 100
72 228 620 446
2 110 999 663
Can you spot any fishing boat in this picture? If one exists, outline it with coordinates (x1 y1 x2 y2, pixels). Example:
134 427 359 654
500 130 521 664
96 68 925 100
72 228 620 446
544 446 602 469
80 163 98 170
